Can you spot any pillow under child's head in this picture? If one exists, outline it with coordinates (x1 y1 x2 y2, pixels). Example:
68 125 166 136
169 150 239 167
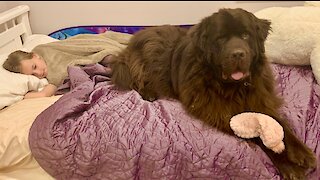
0 50 48 109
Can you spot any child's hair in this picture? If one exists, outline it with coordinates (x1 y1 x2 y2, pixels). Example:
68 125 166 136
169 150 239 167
2 50 34 73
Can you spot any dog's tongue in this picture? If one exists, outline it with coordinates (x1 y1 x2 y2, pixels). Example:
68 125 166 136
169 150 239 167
231 72 244 80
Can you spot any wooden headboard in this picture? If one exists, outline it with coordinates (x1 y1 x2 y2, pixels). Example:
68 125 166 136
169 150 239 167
0 5 32 54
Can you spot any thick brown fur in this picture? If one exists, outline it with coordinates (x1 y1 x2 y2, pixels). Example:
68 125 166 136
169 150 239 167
110 8 316 179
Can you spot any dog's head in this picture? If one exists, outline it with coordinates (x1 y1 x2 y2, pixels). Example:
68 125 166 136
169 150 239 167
189 8 271 82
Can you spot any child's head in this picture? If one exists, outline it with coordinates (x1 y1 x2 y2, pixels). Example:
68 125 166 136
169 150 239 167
3 50 48 79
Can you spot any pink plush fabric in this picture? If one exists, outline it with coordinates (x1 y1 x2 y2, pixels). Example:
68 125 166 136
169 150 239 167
230 112 285 153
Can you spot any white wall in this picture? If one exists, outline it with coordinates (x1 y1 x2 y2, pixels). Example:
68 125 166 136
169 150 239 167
0 1 10 12
2 1 305 35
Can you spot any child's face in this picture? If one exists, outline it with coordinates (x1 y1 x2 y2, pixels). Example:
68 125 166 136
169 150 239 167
20 54 48 79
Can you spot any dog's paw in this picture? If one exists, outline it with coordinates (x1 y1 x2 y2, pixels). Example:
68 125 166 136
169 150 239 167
140 89 158 102
279 163 307 180
142 96 157 102
287 143 317 169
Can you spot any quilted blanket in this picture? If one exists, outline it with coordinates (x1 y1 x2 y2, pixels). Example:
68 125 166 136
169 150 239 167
29 63 320 179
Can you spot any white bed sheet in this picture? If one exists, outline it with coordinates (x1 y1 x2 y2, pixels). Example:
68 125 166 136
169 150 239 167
0 95 61 180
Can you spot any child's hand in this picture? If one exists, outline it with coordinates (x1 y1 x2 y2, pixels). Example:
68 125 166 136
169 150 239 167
41 84 57 96
24 84 57 99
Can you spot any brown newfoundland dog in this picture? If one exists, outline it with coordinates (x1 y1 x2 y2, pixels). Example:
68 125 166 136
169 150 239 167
109 8 316 179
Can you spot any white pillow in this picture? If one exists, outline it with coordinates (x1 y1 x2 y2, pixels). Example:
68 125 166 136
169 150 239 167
0 35 58 109
23 34 59 51
305 1 320 7
254 6 320 65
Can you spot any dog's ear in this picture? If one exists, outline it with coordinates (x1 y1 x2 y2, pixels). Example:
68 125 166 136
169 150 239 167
188 17 209 50
256 18 271 41
188 14 218 51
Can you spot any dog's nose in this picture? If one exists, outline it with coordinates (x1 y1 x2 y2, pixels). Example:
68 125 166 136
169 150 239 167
231 49 246 59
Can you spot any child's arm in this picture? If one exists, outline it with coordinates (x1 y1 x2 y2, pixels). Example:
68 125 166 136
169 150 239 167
24 84 57 99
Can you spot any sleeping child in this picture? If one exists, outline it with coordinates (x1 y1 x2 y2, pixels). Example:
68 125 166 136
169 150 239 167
3 50 57 99
3 31 132 99
3 49 114 99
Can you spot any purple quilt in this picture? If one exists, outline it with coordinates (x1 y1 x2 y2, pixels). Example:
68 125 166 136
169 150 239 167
29 63 320 179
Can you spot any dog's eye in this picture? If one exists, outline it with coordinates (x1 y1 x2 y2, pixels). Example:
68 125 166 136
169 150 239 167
241 33 249 40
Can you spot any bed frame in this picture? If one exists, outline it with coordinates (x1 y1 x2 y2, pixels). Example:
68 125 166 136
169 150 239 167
0 5 32 54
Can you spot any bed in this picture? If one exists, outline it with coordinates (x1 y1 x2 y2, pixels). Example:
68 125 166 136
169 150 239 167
0 4 320 180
